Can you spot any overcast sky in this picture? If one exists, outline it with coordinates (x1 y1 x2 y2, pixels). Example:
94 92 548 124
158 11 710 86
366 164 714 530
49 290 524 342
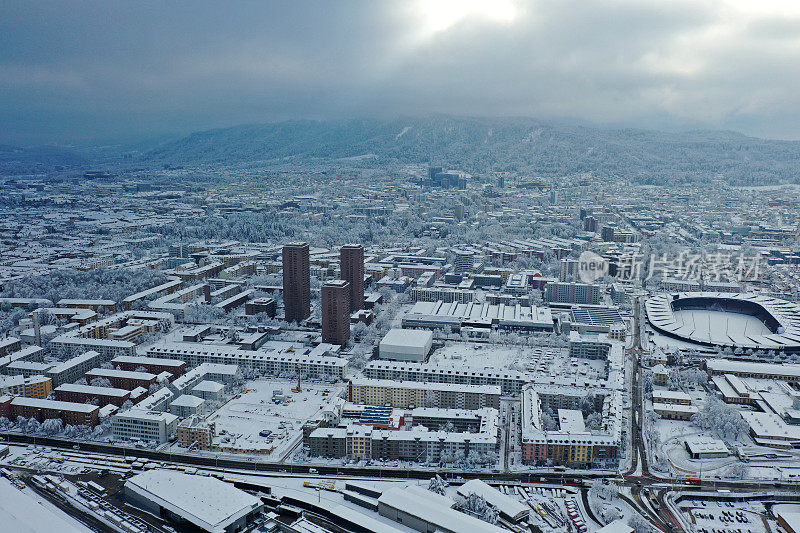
2 0 800 145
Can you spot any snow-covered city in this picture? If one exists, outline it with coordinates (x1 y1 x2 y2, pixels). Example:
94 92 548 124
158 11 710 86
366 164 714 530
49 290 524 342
5 2 800 532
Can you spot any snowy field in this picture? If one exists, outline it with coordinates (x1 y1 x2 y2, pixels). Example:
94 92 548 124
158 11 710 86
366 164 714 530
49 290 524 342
672 309 772 338
430 342 606 380
0 476 92 533
207 378 344 459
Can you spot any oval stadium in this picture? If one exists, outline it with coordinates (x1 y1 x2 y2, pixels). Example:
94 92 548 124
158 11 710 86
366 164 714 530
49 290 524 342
645 292 800 352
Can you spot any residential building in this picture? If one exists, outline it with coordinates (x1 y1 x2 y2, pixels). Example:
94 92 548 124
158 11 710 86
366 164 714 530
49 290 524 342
340 244 365 311
283 242 311 323
321 280 350 346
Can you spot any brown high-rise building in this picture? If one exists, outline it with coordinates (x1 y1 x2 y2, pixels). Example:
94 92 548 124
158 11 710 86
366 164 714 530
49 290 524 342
283 242 311 323
321 280 350 346
340 244 364 312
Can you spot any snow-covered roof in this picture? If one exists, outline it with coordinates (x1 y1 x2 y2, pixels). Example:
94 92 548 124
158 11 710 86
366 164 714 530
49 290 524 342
170 394 204 408
707 358 800 379
456 479 529 521
125 470 262 533
646 292 800 350
380 328 433 349
350 376 500 396
86 368 155 380
55 383 129 397
684 436 728 455
596 519 634 533
191 380 224 393
378 485 507 533
11 396 98 413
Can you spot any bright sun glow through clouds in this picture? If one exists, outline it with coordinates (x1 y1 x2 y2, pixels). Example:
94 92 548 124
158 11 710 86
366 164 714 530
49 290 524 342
416 0 519 37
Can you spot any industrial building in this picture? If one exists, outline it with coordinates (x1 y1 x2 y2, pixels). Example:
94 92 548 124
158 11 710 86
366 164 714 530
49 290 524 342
378 328 433 362
402 300 553 332
125 470 263 533
377 485 506 533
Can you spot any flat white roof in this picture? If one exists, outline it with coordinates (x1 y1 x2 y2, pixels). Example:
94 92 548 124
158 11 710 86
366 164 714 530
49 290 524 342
55 383 129 397
171 394 204 408
126 470 261 532
11 396 98 413
87 368 155 380
380 328 433 348
114 409 178 423
684 436 728 454
192 380 224 393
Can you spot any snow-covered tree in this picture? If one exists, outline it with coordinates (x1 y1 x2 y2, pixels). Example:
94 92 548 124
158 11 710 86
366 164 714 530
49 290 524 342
427 475 448 496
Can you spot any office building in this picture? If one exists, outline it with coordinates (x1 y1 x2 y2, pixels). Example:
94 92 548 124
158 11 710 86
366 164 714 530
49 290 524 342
340 244 365 311
283 242 311 323
453 250 474 275
321 280 350 346
112 409 178 443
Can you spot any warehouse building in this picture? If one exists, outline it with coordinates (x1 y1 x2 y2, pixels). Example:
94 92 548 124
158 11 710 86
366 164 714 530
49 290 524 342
456 479 529 522
377 485 506 533
378 329 433 362
125 470 263 532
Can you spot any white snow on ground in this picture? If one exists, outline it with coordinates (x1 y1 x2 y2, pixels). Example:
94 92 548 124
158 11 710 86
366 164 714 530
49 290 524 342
672 309 772 338
680 499 768 533
205 378 344 459
430 342 606 379
0 476 93 533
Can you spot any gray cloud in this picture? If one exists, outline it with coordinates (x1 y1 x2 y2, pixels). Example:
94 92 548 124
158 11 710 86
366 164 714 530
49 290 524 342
1 0 799 145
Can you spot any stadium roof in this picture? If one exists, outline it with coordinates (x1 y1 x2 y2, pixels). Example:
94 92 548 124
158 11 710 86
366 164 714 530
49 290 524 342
646 292 800 351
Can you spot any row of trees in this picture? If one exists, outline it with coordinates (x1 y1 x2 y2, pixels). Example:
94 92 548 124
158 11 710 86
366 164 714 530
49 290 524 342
0 267 170 305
